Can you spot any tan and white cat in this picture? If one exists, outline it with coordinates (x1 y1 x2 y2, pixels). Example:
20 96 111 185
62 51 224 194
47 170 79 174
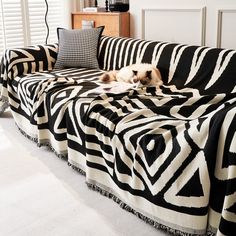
99 63 163 88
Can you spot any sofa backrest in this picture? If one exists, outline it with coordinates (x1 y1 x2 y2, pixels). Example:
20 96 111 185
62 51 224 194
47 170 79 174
98 36 236 94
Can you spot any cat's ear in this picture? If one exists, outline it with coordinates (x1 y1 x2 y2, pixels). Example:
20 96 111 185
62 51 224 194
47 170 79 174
132 70 138 75
146 70 152 78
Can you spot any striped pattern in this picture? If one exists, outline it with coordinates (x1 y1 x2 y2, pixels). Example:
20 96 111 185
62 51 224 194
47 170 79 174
0 44 58 100
98 36 236 95
0 36 236 235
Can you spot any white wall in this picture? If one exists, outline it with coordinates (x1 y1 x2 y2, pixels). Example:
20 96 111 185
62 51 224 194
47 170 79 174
130 0 236 49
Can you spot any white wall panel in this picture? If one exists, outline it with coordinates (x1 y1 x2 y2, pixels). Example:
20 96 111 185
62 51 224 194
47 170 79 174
217 10 236 49
130 0 236 49
142 8 206 46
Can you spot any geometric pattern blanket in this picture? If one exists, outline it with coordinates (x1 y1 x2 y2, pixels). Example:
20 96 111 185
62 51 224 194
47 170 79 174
84 86 236 236
0 36 236 235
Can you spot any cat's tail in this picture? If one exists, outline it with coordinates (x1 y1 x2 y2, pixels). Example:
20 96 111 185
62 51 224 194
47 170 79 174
99 70 118 83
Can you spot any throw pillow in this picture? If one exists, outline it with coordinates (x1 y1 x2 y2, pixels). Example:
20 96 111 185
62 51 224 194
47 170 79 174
55 26 104 69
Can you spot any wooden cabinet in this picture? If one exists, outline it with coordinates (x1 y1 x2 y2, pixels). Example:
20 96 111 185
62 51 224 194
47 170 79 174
72 12 130 37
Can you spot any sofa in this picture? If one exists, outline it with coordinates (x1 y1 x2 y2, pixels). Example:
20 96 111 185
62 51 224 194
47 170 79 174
0 28 236 236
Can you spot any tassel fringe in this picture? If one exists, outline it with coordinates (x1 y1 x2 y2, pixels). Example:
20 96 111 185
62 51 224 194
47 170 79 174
16 124 67 160
0 98 9 115
86 183 216 236
16 124 87 176
68 162 86 176
14 122 216 236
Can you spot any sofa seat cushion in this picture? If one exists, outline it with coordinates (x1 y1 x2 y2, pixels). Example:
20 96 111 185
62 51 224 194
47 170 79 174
12 67 105 156
12 67 140 159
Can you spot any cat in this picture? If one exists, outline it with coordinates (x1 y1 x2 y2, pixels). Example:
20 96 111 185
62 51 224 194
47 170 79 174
99 63 163 88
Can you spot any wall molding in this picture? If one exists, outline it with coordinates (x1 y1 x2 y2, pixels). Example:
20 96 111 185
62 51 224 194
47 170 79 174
217 9 236 48
141 7 206 45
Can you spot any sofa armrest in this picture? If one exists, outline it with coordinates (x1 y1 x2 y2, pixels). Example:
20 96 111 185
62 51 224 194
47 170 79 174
0 43 58 109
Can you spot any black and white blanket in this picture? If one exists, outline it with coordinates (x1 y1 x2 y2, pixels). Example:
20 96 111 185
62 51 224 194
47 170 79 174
83 86 236 235
0 37 236 235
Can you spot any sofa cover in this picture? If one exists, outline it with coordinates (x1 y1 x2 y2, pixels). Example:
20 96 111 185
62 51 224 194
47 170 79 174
0 35 236 236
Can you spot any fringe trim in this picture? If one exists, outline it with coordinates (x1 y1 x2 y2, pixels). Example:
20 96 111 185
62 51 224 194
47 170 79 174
13 122 217 236
206 226 216 236
68 163 86 176
0 98 9 115
206 231 215 236
16 124 68 160
0 96 9 103
16 124 87 176
86 183 216 236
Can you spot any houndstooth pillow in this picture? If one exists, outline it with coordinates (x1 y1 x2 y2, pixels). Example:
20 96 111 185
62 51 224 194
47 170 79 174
55 26 104 69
